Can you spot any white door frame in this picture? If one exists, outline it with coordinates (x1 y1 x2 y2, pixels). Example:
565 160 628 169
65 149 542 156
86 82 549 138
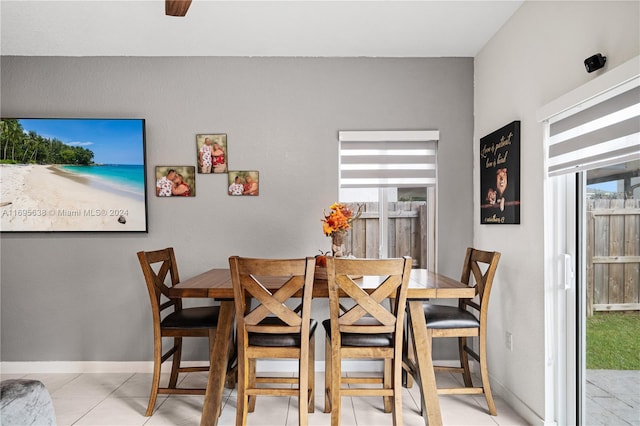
543 173 577 426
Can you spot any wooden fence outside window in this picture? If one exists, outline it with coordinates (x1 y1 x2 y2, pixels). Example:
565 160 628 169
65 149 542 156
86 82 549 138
340 201 428 269
587 198 640 316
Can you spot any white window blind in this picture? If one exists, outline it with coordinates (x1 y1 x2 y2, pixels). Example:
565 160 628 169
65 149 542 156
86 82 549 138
338 130 439 188
545 67 640 177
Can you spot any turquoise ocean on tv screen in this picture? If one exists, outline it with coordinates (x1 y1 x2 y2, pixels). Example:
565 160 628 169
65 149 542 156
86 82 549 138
60 165 144 201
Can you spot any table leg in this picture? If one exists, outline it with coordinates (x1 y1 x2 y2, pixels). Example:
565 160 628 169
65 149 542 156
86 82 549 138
403 319 415 388
200 301 235 426
408 300 442 426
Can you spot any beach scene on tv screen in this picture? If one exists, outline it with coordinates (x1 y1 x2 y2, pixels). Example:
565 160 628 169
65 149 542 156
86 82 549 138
0 118 147 232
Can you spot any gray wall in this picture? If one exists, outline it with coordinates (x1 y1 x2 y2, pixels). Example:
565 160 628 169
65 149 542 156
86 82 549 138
1 56 474 362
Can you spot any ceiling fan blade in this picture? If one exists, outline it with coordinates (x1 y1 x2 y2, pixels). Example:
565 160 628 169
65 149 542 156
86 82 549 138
166 0 192 17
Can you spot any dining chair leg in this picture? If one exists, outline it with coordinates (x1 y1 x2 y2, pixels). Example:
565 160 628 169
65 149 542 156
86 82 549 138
145 338 163 416
479 333 497 415
168 337 183 388
459 336 473 387
236 355 249 426
383 358 392 413
330 347 341 426
298 347 310 426
248 358 257 412
308 336 315 413
392 359 403 426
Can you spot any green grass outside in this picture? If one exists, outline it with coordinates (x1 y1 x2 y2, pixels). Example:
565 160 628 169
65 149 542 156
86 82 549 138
586 311 640 370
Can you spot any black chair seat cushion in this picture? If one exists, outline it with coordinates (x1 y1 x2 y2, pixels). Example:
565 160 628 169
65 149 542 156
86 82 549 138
322 318 393 347
161 306 220 329
249 317 318 347
423 304 479 329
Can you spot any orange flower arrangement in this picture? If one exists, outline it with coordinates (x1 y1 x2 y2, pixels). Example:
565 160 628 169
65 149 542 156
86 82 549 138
321 202 361 236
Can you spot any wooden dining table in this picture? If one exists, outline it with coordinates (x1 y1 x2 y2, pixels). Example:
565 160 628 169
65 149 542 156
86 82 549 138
169 267 475 426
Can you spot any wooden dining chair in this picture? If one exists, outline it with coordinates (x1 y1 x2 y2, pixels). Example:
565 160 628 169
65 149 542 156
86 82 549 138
229 256 317 426
137 247 222 416
418 247 501 415
323 256 412 426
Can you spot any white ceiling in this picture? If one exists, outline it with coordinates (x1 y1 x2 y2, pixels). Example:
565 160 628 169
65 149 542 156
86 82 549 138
0 0 524 57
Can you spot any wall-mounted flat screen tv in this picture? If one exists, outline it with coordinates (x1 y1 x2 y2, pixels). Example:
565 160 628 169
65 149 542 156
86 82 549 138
0 118 148 232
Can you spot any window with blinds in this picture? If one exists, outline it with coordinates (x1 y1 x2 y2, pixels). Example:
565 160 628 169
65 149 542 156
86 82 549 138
546 79 640 177
337 130 439 269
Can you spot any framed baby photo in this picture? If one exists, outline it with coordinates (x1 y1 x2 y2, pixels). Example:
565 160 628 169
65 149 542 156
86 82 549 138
228 171 259 196
479 120 520 224
196 134 227 174
155 166 196 197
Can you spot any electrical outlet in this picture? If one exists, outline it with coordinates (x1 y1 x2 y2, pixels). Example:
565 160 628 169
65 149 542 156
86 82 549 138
506 332 513 351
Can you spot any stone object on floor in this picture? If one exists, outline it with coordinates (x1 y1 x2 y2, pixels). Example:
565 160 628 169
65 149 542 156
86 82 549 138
0 379 56 425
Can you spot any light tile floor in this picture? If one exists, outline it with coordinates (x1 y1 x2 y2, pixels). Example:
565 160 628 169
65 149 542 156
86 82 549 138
1 370 529 425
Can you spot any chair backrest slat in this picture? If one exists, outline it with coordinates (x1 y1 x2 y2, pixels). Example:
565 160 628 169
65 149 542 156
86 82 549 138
327 256 412 337
459 248 501 313
338 276 399 326
229 256 315 338
137 248 183 327
244 276 304 326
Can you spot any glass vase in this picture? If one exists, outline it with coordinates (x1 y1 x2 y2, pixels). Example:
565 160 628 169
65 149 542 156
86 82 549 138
331 230 347 257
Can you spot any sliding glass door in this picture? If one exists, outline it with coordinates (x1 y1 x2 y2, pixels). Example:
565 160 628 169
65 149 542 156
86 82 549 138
541 56 639 425
551 160 639 425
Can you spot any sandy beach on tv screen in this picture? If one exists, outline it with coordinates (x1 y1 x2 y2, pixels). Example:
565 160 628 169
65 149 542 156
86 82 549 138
0 164 146 232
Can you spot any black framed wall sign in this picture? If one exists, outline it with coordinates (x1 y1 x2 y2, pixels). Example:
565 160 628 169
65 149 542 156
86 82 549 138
480 120 521 224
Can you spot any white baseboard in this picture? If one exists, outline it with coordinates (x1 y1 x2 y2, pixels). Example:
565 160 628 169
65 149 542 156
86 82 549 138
1 362 158 374
488 373 547 426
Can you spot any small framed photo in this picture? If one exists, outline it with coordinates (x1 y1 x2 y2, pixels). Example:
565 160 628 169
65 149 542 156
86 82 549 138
196 134 228 174
228 171 259 196
155 166 196 197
